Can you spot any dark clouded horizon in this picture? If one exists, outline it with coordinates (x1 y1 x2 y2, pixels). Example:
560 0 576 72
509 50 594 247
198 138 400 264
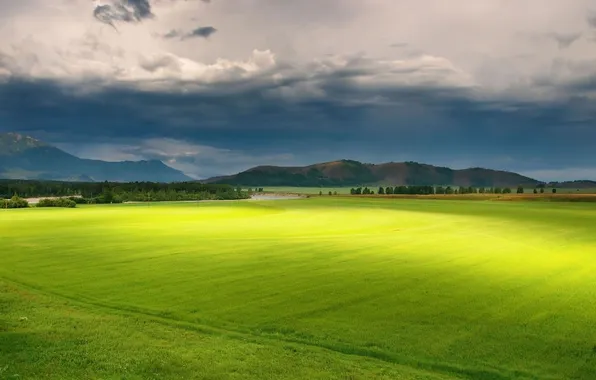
1 0 596 181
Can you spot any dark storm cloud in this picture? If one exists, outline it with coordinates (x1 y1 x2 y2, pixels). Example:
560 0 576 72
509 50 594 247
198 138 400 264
93 0 154 30
184 26 217 39
1 66 596 178
1 49 596 178
162 26 218 40
92 0 214 29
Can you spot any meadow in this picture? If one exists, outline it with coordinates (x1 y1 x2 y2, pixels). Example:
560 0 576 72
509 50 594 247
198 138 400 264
1 198 596 379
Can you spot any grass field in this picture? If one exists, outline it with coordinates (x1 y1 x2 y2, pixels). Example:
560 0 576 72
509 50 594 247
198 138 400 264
2 198 596 379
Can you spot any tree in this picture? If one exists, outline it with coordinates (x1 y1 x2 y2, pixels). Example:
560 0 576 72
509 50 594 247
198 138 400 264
385 186 393 195
378 186 385 195
540 188 544 194
328 191 332 196
533 189 538 194
516 186 524 194
5 195 29 209
552 188 557 193
319 191 323 196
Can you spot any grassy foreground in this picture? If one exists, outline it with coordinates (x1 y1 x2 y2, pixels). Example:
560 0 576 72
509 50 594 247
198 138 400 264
1 198 596 379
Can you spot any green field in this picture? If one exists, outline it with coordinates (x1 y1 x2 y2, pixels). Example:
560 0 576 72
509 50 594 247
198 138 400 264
2 198 596 379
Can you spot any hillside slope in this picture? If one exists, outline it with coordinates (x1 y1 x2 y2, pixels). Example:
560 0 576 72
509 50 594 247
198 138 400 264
205 160 541 187
0 133 191 182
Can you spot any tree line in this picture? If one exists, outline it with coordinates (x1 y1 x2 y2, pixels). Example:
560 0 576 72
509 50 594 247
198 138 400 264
0 180 251 205
347 185 557 195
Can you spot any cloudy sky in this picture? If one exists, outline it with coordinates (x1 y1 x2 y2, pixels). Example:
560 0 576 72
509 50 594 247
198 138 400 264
1 0 595 180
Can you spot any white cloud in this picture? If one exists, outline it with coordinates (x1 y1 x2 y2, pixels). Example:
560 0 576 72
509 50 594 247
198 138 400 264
1 0 595 101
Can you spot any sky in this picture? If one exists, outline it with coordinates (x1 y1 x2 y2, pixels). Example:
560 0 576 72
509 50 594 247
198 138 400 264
1 0 595 180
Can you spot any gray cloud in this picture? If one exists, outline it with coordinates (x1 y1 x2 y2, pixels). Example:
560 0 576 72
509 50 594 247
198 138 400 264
162 29 181 39
550 32 582 49
588 12 596 28
93 0 154 30
92 0 215 30
183 26 217 39
161 26 217 40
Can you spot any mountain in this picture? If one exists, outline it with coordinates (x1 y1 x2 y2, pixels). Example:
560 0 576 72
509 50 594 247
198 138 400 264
0 133 191 182
205 159 542 188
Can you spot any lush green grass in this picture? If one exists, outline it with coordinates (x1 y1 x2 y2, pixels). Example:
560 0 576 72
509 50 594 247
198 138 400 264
2 198 596 379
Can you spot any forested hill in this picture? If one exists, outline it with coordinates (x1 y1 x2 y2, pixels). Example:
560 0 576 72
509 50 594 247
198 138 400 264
205 160 542 188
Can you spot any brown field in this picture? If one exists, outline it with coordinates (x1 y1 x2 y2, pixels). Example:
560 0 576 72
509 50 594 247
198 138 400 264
337 193 596 202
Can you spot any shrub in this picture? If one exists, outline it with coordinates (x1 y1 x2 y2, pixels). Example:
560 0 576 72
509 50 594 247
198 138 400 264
69 197 92 204
2 196 29 209
37 198 77 208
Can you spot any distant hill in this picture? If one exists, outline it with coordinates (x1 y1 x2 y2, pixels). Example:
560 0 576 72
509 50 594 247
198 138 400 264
205 159 542 188
0 133 191 182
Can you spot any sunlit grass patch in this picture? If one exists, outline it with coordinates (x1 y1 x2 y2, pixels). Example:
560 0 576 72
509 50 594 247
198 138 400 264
1 197 596 379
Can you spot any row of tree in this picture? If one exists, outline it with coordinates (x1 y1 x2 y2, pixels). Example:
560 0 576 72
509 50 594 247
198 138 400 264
0 180 251 203
347 185 558 195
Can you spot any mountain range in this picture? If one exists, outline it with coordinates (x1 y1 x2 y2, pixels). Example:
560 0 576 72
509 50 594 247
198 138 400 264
205 159 544 188
0 133 191 182
2 133 594 187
